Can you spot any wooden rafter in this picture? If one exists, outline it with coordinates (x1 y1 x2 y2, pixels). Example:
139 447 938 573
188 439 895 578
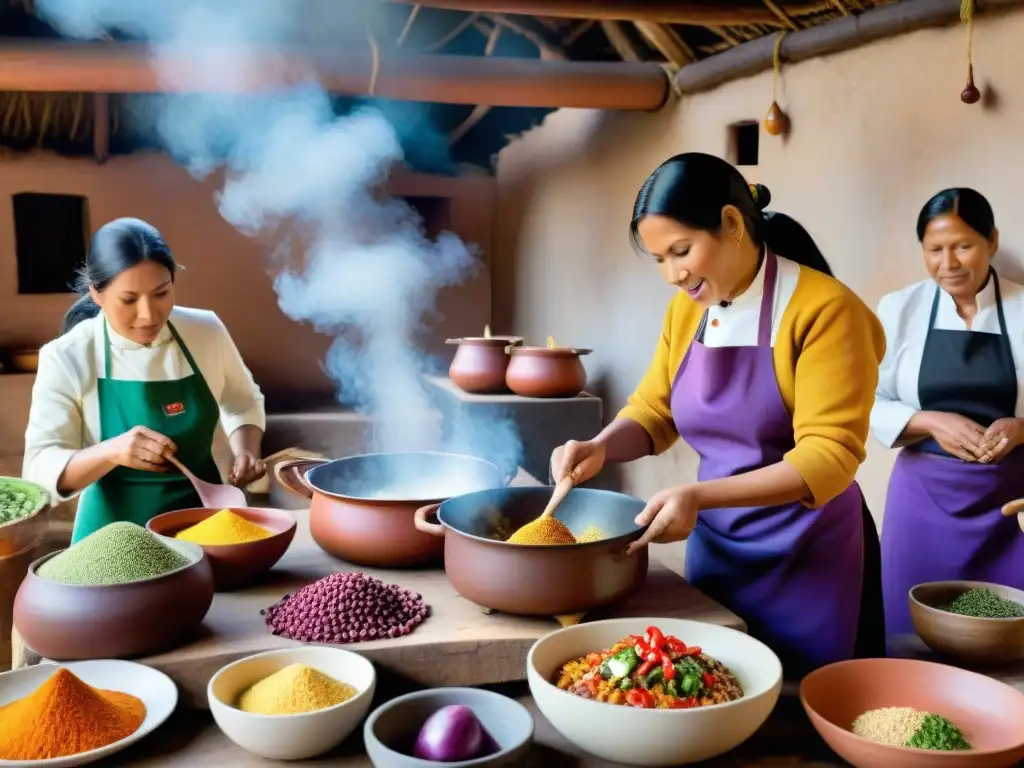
448 21 502 145
634 21 696 66
485 13 566 59
600 20 642 61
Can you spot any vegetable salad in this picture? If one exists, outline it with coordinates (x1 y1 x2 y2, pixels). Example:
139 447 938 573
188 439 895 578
553 625 744 709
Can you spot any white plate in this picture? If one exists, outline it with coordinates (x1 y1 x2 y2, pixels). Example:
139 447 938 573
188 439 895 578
0 660 178 767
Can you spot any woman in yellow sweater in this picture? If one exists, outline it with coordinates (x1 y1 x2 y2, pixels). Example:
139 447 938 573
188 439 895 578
552 153 886 673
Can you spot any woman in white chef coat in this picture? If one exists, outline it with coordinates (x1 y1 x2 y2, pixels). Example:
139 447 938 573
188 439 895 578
23 217 267 544
872 188 1024 638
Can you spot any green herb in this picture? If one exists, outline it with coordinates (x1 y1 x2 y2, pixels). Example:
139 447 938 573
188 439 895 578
941 588 1024 619
619 677 633 691
905 714 972 751
606 646 639 678
0 479 46 525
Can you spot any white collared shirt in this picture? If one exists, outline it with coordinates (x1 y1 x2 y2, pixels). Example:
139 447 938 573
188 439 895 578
698 252 801 348
23 305 266 502
870 274 1024 448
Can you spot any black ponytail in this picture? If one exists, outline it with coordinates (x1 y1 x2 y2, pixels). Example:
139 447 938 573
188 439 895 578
61 294 101 335
629 153 833 277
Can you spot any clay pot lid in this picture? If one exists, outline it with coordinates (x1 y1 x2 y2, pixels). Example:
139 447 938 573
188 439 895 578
446 336 522 347
509 345 592 357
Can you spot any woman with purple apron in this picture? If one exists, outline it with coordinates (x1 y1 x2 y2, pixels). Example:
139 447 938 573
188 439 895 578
872 188 1024 641
551 153 887 676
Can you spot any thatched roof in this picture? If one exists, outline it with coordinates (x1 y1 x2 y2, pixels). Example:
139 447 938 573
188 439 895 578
0 0 914 171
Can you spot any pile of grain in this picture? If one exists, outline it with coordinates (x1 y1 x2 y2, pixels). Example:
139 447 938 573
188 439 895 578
236 663 357 715
174 509 272 546
38 522 191 585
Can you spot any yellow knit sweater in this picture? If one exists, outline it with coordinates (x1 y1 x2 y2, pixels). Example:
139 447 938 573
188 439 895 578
618 266 886 508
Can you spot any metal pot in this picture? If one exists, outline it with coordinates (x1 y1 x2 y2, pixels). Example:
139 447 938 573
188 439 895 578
413 486 649 615
446 335 522 394
274 452 510 568
505 346 592 398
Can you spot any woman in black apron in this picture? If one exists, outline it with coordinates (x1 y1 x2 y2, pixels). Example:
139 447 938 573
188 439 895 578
871 188 1024 641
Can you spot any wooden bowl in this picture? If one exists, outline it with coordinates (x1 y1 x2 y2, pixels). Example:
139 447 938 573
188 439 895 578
800 658 1024 768
147 506 296 591
13 538 214 661
909 581 1024 666
0 476 50 558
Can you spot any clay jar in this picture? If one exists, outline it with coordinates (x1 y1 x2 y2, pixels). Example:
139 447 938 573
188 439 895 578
505 345 592 398
446 335 522 394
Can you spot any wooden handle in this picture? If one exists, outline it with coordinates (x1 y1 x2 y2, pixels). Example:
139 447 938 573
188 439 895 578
540 475 574 519
164 453 193 479
1002 498 1024 517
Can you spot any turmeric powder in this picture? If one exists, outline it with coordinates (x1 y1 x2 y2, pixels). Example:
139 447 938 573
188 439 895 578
0 667 146 760
175 509 272 545
237 663 357 715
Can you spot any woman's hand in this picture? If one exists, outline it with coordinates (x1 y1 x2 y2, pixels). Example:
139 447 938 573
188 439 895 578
105 426 176 472
550 439 607 485
921 411 988 461
626 484 701 555
977 417 1024 464
229 451 266 488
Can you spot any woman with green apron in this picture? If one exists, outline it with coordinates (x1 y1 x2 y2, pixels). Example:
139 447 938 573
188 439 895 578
23 217 267 543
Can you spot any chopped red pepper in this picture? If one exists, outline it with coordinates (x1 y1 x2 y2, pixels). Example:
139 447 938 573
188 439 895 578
671 697 698 709
644 649 660 663
626 688 656 709
664 636 688 654
645 626 664 650
636 659 655 676
703 672 716 688
585 653 603 668
687 646 703 657
660 652 676 680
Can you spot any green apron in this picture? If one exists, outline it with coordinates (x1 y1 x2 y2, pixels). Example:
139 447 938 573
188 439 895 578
71 320 222 544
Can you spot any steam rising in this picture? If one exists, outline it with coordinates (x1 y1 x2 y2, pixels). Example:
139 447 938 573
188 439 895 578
37 0 523 474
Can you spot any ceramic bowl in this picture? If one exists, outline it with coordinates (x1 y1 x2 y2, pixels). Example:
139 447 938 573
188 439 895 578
909 581 1024 666
146 506 296 590
363 687 534 767
0 659 178 767
208 646 376 760
801 658 1024 768
0 476 50 558
13 538 214 661
527 617 782 766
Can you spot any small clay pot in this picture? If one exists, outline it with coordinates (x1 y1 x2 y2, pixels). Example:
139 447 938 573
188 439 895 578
146 506 296 591
13 539 214 661
446 336 522 394
505 346 591 398
273 452 510 568
9 349 39 373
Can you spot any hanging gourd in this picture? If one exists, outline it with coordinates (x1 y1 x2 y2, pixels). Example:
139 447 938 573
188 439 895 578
960 0 980 104
763 32 790 136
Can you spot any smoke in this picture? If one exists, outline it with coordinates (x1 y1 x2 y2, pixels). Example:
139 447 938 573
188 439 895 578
36 0 523 471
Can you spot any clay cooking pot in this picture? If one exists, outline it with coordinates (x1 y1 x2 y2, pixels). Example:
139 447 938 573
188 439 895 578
13 539 214 660
413 486 649 615
505 345 591 398
274 452 510 568
446 335 522 394
146 506 297 591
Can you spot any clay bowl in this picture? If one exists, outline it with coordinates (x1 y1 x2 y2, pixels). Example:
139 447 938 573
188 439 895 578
414 486 649 616
364 687 534 767
446 335 522 394
146 506 296 590
800 658 1024 768
505 345 591 398
527 618 782 766
9 348 39 373
13 537 215 661
274 452 510 568
0 476 50 558
909 581 1024 666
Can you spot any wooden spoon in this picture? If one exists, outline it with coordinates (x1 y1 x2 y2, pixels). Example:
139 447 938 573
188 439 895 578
507 475 576 545
165 453 247 509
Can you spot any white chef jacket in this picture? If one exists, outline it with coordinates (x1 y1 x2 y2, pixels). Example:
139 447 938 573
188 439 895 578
870 274 1024 449
23 305 266 503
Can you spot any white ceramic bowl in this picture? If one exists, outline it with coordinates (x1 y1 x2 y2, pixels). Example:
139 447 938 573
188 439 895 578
207 646 376 760
0 660 178 767
527 617 783 766
363 687 534 767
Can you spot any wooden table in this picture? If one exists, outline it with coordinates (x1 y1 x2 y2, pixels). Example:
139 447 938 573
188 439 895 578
14 469 745 708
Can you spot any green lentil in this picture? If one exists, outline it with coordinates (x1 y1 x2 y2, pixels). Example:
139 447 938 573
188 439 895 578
941 588 1024 619
37 522 191 585
0 479 46 526
905 714 972 751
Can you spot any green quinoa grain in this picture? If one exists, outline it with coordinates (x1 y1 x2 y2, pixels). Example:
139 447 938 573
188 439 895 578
37 522 191 585
941 588 1024 619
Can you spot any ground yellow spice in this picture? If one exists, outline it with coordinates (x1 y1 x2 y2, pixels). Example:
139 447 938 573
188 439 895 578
236 663 358 715
575 524 606 543
175 509 272 546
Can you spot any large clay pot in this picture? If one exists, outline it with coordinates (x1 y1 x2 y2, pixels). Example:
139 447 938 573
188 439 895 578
446 335 522 394
147 506 297 591
274 452 510 568
13 539 214 661
413 486 649 615
505 346 591 398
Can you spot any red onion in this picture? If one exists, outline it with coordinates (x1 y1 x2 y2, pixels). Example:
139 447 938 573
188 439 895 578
260 572 429 644
414 705 497 762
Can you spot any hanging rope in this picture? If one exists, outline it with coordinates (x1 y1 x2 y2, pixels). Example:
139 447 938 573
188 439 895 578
772 30 788 104
366 25 381 96
961 0 974 67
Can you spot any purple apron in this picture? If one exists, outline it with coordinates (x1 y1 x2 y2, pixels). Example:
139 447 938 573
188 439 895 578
882 271 1024 638
671 250 876 674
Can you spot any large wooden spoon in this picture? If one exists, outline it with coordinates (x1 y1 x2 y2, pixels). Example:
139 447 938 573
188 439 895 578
165 453 247 509
1000 498 1024 533
507 475 576 545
